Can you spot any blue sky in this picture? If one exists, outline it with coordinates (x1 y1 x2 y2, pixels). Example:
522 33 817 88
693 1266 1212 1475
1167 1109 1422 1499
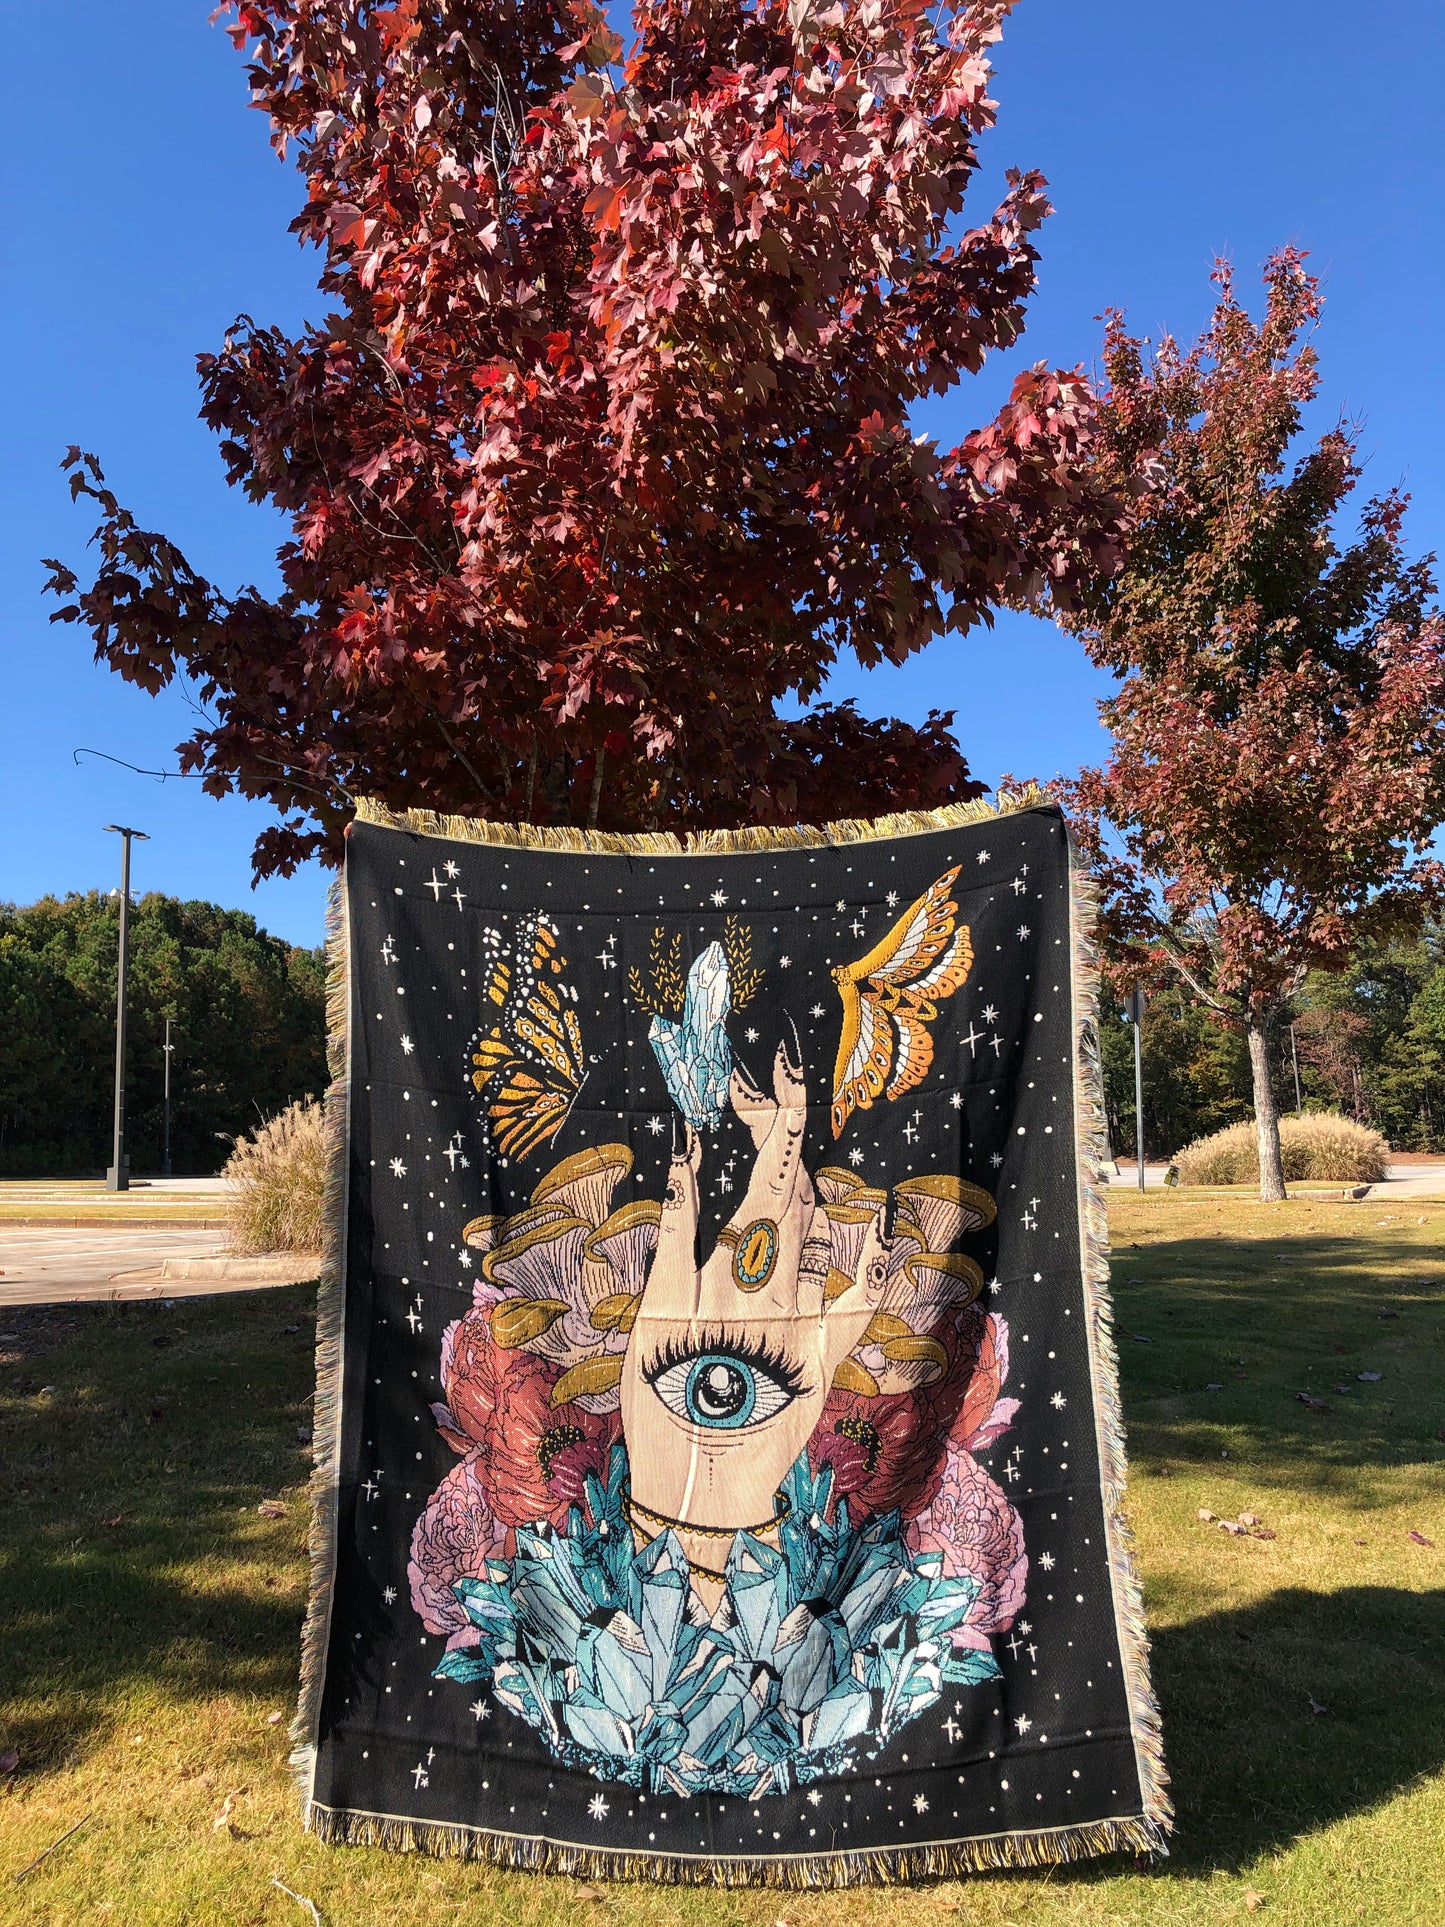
3 0 1441 948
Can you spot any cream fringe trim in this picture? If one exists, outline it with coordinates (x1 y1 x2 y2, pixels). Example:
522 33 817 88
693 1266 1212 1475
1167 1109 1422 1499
352 786 1053 855
290 795 1173 1880
290 869 352 1813
306 1804 1168 1884
1067 828 1172 1843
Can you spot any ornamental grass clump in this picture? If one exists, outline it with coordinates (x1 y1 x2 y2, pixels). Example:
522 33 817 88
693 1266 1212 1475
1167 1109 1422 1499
1174 1114 1388 1187
223 1099 327 1255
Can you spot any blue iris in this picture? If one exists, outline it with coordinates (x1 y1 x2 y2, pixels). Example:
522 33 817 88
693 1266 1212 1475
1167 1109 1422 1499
683 1353 756 1427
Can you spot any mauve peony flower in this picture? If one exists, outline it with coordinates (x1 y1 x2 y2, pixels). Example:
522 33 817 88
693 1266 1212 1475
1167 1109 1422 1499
913 1448 1027 1636
808 1389 949 1520
408 1453 503 1641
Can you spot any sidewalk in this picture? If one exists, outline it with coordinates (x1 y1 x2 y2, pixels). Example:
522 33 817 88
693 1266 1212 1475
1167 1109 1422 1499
1101 1160 1445 1197
0 1223 320 1308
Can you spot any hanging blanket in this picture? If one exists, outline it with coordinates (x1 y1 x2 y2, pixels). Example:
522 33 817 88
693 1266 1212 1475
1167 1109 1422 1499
293 797 1170 1883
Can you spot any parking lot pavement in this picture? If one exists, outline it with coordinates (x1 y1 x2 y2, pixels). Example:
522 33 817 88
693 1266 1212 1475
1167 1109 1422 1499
0 1225 316 1307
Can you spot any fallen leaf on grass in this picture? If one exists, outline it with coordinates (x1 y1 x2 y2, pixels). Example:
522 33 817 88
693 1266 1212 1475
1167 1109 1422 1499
1129 1333 1152 1343
101 1515 122 1528
1206 1382 1224 1392
1238 1511 1260 1527
1357 1371 1382 1383
1332 1384 1354 1395
1245 1889 1267 1912
0 1749 19 1775
1307 1696 1328 1716
211 1790 243 1832
575 1886 604 1901
1218 1520 1247 1536
1408 1530 1436 1548
1197 1508 1217 1522
267 1711 284 1726
257 1500 287 1518
1295 1392 1328 1412
1252 1528 1277 1540
1378 1308 1399 1319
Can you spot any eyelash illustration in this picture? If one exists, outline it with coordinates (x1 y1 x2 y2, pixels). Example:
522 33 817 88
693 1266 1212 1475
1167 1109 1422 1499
642 1331 809 1431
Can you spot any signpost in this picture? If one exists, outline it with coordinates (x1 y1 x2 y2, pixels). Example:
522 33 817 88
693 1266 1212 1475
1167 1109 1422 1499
1123 988 1146 1192
162 1016 175 1178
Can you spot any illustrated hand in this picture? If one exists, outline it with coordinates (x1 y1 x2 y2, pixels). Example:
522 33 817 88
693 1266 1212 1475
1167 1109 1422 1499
620 1042 888 1542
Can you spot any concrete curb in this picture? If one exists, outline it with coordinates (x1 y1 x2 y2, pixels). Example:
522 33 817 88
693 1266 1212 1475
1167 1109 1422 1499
108 1253 324 1287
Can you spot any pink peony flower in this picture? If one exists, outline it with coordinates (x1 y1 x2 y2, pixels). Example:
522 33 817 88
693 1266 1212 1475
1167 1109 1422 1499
407 1453 504 1642
912 1448 1027 1640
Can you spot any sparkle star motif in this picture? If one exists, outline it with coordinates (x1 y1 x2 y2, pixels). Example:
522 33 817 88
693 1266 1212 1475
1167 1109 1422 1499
412 1763 430 1788
425 869 444 901
1018 1621 1032 1635
399 1034 415 1055
990 1151 1004 1168
778 955 791 967
1016 924 1031 940
850 917 866 937
981 1003 1000 1024
389 1157 406 1178
942 1716 961 1742
710 888 729 906
646 1114 666 1135
1014 1715 1032 1736
809 1003 825 1018
806 1789 823 1806
848 1147 865 1166
588 1793 610 1820
470 1701 488 1722
988 1278 1002 1295
745 1026 759 1043
382 1585 397 1604
903 1121 919 1143
976 849 990 864
458 1249 472 1268
405 1305 422 1334
886 890 900 907
1039 1551 1056 1571
381 936 397 964
835 899 846 912
444 860 461 880
913 1794 929 1814
1050 1391 1067 1410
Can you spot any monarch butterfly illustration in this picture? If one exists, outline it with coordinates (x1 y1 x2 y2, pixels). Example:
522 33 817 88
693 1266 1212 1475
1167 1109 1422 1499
468 915 588 1161
830 867 973 1138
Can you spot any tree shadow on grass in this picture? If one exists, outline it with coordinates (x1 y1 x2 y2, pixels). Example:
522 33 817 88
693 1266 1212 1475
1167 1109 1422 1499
0 1292 316 1772
1147 1584 1445 1875
1109 1232 1445 1492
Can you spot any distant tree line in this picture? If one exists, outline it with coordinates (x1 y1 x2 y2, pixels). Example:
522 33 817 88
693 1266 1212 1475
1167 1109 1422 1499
0 893 327 1176
1102 926 1445 1160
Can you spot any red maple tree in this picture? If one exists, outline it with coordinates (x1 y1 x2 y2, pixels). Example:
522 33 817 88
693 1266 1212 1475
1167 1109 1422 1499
45 0 1121 874
1064 254 1445 1200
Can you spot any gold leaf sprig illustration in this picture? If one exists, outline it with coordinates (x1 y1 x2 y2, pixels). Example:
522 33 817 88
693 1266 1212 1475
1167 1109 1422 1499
724 916 762 1008
628 927 687 1017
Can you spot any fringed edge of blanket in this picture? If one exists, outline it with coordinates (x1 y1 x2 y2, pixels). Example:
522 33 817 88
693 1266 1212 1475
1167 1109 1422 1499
351 786 1052 855
290 868 352 1817
1067 831 1173 1846
305 1803 1169 1883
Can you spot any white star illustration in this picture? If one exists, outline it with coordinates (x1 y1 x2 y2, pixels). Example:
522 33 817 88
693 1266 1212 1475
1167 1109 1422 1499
1018 1621 1032 1635
646 1115 666 1135
458 1249 472 1268
710 889 729 907
778 955 792 967
886 891 900 908
745 1027 759 1043
809 1003 825 1018
382 1585 397 1604
588 1792 610 1820
835 900 847 912
470 1700 490 1722
990 1151 1004 1168
399 1034 415 1055
1050 1391 1067 1411
1014 1715 1032 1735
848 1147 865 1166
913 1793 929 1814
444 860 461 879
982 1004 999 1024
1039 1551 1055 1571
948 1091 963 1110
390 1157 406 1178
1017 924 1031 940
806 1788 823 1806
988 1278 1002 1295
976 850 990 864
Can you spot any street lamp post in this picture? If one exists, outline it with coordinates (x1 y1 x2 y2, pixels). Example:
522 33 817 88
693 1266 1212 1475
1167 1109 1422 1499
103 825 149 1192
162 1016 175 1178
1124 988 1146 1193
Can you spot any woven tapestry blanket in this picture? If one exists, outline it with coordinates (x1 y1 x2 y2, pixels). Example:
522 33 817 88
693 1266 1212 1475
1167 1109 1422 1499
294 798 1169 1882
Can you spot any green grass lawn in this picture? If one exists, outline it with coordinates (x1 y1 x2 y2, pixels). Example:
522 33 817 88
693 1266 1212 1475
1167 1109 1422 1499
1 1194 1442 1925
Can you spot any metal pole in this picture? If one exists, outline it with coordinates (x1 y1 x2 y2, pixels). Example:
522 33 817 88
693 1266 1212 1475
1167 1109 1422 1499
1289 1022 1303 1117
103 825 149 1191
162 1016 174 1178
1124 988 1146 1192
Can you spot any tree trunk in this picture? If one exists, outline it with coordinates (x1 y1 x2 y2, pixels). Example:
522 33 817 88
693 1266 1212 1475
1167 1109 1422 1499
1247 1021 1287 1202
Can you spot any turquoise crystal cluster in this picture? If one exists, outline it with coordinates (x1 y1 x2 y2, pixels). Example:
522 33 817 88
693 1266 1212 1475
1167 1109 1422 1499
647 940 734 1130
436 1446 998 1797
